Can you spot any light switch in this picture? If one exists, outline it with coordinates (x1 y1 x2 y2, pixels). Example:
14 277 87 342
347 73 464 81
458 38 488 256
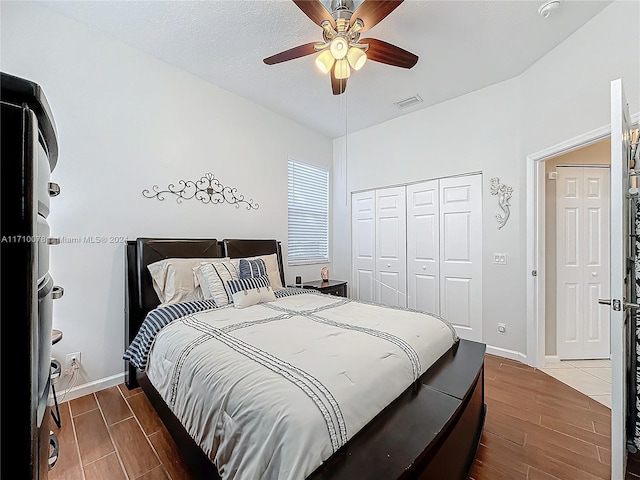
493 253 507 265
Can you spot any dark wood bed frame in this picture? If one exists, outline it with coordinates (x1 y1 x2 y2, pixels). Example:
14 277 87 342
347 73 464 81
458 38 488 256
124 237 486 480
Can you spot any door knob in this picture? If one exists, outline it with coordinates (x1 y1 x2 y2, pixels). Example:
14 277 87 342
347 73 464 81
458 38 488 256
48 182 60 197
598 298 640 310
387 264 391 268
422 266 427 270
591 272 598 277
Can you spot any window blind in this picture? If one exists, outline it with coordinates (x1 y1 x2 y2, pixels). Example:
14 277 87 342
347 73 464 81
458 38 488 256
287 160 329 265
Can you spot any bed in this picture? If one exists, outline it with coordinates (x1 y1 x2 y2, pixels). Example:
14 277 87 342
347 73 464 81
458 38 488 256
124 237 486 480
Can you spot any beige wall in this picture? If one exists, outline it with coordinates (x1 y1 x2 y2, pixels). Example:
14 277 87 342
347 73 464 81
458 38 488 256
544 139 611 356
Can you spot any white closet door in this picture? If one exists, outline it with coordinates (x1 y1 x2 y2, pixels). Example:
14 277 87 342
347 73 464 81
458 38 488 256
351 190 376 302
439 175 482 341
375 186 407 307
556 166 610 360
406 180 440 314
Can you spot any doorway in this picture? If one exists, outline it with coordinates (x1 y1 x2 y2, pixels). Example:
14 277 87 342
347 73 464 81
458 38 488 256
525 85 640 480
552 163 611 360
556 165 611 360
539 141 613 408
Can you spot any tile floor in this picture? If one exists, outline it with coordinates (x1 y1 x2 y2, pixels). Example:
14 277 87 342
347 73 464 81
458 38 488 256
540 359 612 408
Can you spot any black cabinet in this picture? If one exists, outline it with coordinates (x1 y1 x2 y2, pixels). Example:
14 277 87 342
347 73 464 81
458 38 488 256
290 280 348 298
1 72 60 479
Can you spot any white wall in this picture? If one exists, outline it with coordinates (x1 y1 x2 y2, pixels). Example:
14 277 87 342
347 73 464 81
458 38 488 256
1 2 332 398
519 0 639 156
333 0 639 360
333 77 523 355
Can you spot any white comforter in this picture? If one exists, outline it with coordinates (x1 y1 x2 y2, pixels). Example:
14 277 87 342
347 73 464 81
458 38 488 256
145 293 457 480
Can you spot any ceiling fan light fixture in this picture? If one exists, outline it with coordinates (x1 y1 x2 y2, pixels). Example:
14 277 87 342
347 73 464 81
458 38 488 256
334 58 351 79
316 49 335 74
346 46 367 70
262 0 419 96
330 37 349 60
321 20 336 41
349 18 364 35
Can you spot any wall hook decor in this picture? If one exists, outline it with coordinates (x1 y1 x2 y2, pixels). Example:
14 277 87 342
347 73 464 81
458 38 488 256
490 177 513 230
143 172 259 210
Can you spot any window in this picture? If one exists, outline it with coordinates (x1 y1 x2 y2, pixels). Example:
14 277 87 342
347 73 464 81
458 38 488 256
287 159 329 265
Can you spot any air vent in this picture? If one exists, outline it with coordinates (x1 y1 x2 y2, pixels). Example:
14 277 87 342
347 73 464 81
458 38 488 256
395 94 423 109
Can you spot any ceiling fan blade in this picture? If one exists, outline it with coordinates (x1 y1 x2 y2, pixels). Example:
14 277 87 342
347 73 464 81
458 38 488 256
362 38 418 69
293 0 335 28
331 67 347 95
351 0 404 32
263 42 319 65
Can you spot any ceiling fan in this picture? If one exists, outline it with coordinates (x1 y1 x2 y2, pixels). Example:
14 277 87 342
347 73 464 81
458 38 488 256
263 0 418 95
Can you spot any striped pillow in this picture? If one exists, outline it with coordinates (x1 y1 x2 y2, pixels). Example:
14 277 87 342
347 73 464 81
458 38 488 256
239 258 268 279
226 275 276 309
240 254 283 291
199 259 239 307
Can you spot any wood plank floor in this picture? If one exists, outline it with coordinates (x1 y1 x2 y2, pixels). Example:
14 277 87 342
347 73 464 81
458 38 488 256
48 354 616 480
471 354 611 480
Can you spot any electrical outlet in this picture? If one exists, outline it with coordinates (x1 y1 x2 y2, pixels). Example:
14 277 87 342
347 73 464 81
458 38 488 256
66 352 81 367
497 324 507 334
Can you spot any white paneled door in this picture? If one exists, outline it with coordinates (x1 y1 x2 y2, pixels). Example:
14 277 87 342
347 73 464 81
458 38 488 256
352 174 482 340
439 175 483 341
608 78 632 480
407 180 440 315
556 166 610 360
375 187 407 308
351 190 376 303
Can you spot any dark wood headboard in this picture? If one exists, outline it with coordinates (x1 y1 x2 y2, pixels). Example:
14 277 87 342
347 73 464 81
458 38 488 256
124 237 285 388
222 238 285 286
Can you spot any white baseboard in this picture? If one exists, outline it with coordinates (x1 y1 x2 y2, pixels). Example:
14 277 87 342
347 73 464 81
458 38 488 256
486 345 528 364
49 372 125 405
544 355 561 364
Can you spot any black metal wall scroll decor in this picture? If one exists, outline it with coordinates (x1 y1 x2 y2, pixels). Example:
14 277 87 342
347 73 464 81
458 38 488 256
142 172 259 210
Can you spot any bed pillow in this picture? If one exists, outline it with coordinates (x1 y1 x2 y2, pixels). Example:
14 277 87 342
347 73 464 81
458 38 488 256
147 257 219 305
191 258 231 300
240 253 284 291
239 258 268 279
199 259 239 307
226 275 276 309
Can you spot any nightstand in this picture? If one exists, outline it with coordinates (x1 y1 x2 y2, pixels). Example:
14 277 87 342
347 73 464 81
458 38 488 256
290 280 348 298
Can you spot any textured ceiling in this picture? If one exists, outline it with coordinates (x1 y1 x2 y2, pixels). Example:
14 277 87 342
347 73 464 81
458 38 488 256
39 0 613 139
